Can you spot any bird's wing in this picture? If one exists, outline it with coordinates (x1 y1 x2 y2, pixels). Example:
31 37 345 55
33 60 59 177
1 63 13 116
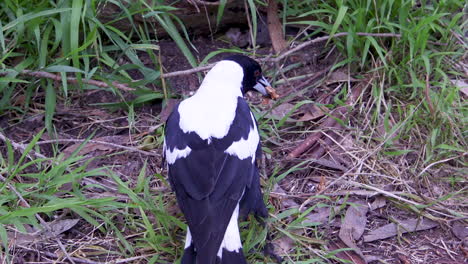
164 97 258 257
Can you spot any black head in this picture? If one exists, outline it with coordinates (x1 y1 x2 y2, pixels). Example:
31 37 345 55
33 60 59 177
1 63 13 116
224 54 271 96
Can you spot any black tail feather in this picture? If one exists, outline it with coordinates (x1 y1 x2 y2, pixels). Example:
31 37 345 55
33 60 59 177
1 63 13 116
239 167 268 219
181 246 249 264
181 244 196 264
218 249 248 264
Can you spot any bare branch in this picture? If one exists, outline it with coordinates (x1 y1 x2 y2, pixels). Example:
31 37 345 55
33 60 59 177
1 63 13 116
270 32 402 63
37 138 160 157
0 32 407 92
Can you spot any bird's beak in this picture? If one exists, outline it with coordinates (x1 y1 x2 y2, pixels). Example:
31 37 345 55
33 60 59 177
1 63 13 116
254 76 279 100
253 76 271 96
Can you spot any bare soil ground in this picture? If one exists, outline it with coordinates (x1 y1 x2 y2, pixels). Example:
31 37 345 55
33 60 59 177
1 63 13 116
1 36 466 264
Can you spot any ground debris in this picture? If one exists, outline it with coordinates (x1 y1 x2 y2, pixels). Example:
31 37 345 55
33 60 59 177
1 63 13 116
7 219 80 246
305 205 341 225
369 195 387 211
287 78 368 159
337 201 369 262
451 221 467 241
364 218 439 242
328 239 367 264
62 135 131 158
340 201 368 240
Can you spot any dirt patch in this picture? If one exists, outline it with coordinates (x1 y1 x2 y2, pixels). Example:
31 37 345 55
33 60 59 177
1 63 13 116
1 35 466 264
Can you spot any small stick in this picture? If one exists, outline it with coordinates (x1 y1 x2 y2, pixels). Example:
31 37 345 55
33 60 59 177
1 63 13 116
36 138 160 157
0 173 76 263
287 78 367 159
0 131 47 160
270 32 402 63
0 32 406 93
160 63 215 78
23 70 134 91
15 245 102 264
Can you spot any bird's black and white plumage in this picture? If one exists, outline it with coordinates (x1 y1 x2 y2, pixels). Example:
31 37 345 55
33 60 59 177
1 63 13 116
164 55 271 264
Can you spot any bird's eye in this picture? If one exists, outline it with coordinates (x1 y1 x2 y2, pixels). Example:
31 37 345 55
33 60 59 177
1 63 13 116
254 70 261 77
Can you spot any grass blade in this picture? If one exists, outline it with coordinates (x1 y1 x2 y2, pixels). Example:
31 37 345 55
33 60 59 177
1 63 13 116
216 0 228 27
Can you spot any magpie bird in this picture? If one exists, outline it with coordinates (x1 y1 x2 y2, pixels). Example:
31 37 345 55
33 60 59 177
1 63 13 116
164 55 272 264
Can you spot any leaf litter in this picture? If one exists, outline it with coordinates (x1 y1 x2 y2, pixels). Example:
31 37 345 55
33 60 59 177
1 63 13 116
0 23 466 264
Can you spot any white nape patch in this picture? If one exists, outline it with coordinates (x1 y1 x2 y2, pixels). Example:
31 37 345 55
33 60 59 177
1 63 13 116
217 203 242 258
178 61 244 140
225 112 259 163
165 146 192 164
184 227 192 249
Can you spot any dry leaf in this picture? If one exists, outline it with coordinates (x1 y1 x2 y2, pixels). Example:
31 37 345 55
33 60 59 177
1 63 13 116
340 201 368 240
451 221 467 241
328 240 367 264
262 97 271 105
461 245 468 258
337 201 368 262
271 103 295 119
317 176 327 192
365 255 382 263
62 135 129 158
398 254 411 264
274 235 295 255
87 109 113 119
272 184 298 208
7 230 40 246
370 196 387 211
451 79 468 97
8 219 79 246
43 219 80 238
364 218 439 242
297 104 326 122
326 70 357 84
306 206 341 225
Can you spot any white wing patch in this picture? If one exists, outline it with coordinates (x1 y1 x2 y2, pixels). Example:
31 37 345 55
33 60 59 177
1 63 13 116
184 227 192 249
217 203 242 258
224 112 259 163
165 145 192 164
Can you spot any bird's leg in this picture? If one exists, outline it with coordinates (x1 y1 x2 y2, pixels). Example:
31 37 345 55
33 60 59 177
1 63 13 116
263 231 284 263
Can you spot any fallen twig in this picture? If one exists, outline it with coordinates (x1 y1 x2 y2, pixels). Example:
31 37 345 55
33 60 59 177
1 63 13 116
0 131 47 160
270 32 402 63
15 245 102 264
36 138 160 157
1 70 135 91
417 153 467 177
287 78 367 159
0 173 76 263
0 32 405 93
299 100 424 211
270 189 406 198
160 63 215 78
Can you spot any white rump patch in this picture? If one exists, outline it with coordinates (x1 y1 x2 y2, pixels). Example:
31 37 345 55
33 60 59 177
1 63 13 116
165 145 192 164
224 112 259 163
185 227 192 249
217 203 242 258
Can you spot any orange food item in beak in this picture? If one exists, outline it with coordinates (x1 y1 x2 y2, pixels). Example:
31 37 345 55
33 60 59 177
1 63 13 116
265 86 279 100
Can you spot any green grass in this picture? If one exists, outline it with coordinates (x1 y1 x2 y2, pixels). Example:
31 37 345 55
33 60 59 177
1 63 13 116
1 0 466 263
